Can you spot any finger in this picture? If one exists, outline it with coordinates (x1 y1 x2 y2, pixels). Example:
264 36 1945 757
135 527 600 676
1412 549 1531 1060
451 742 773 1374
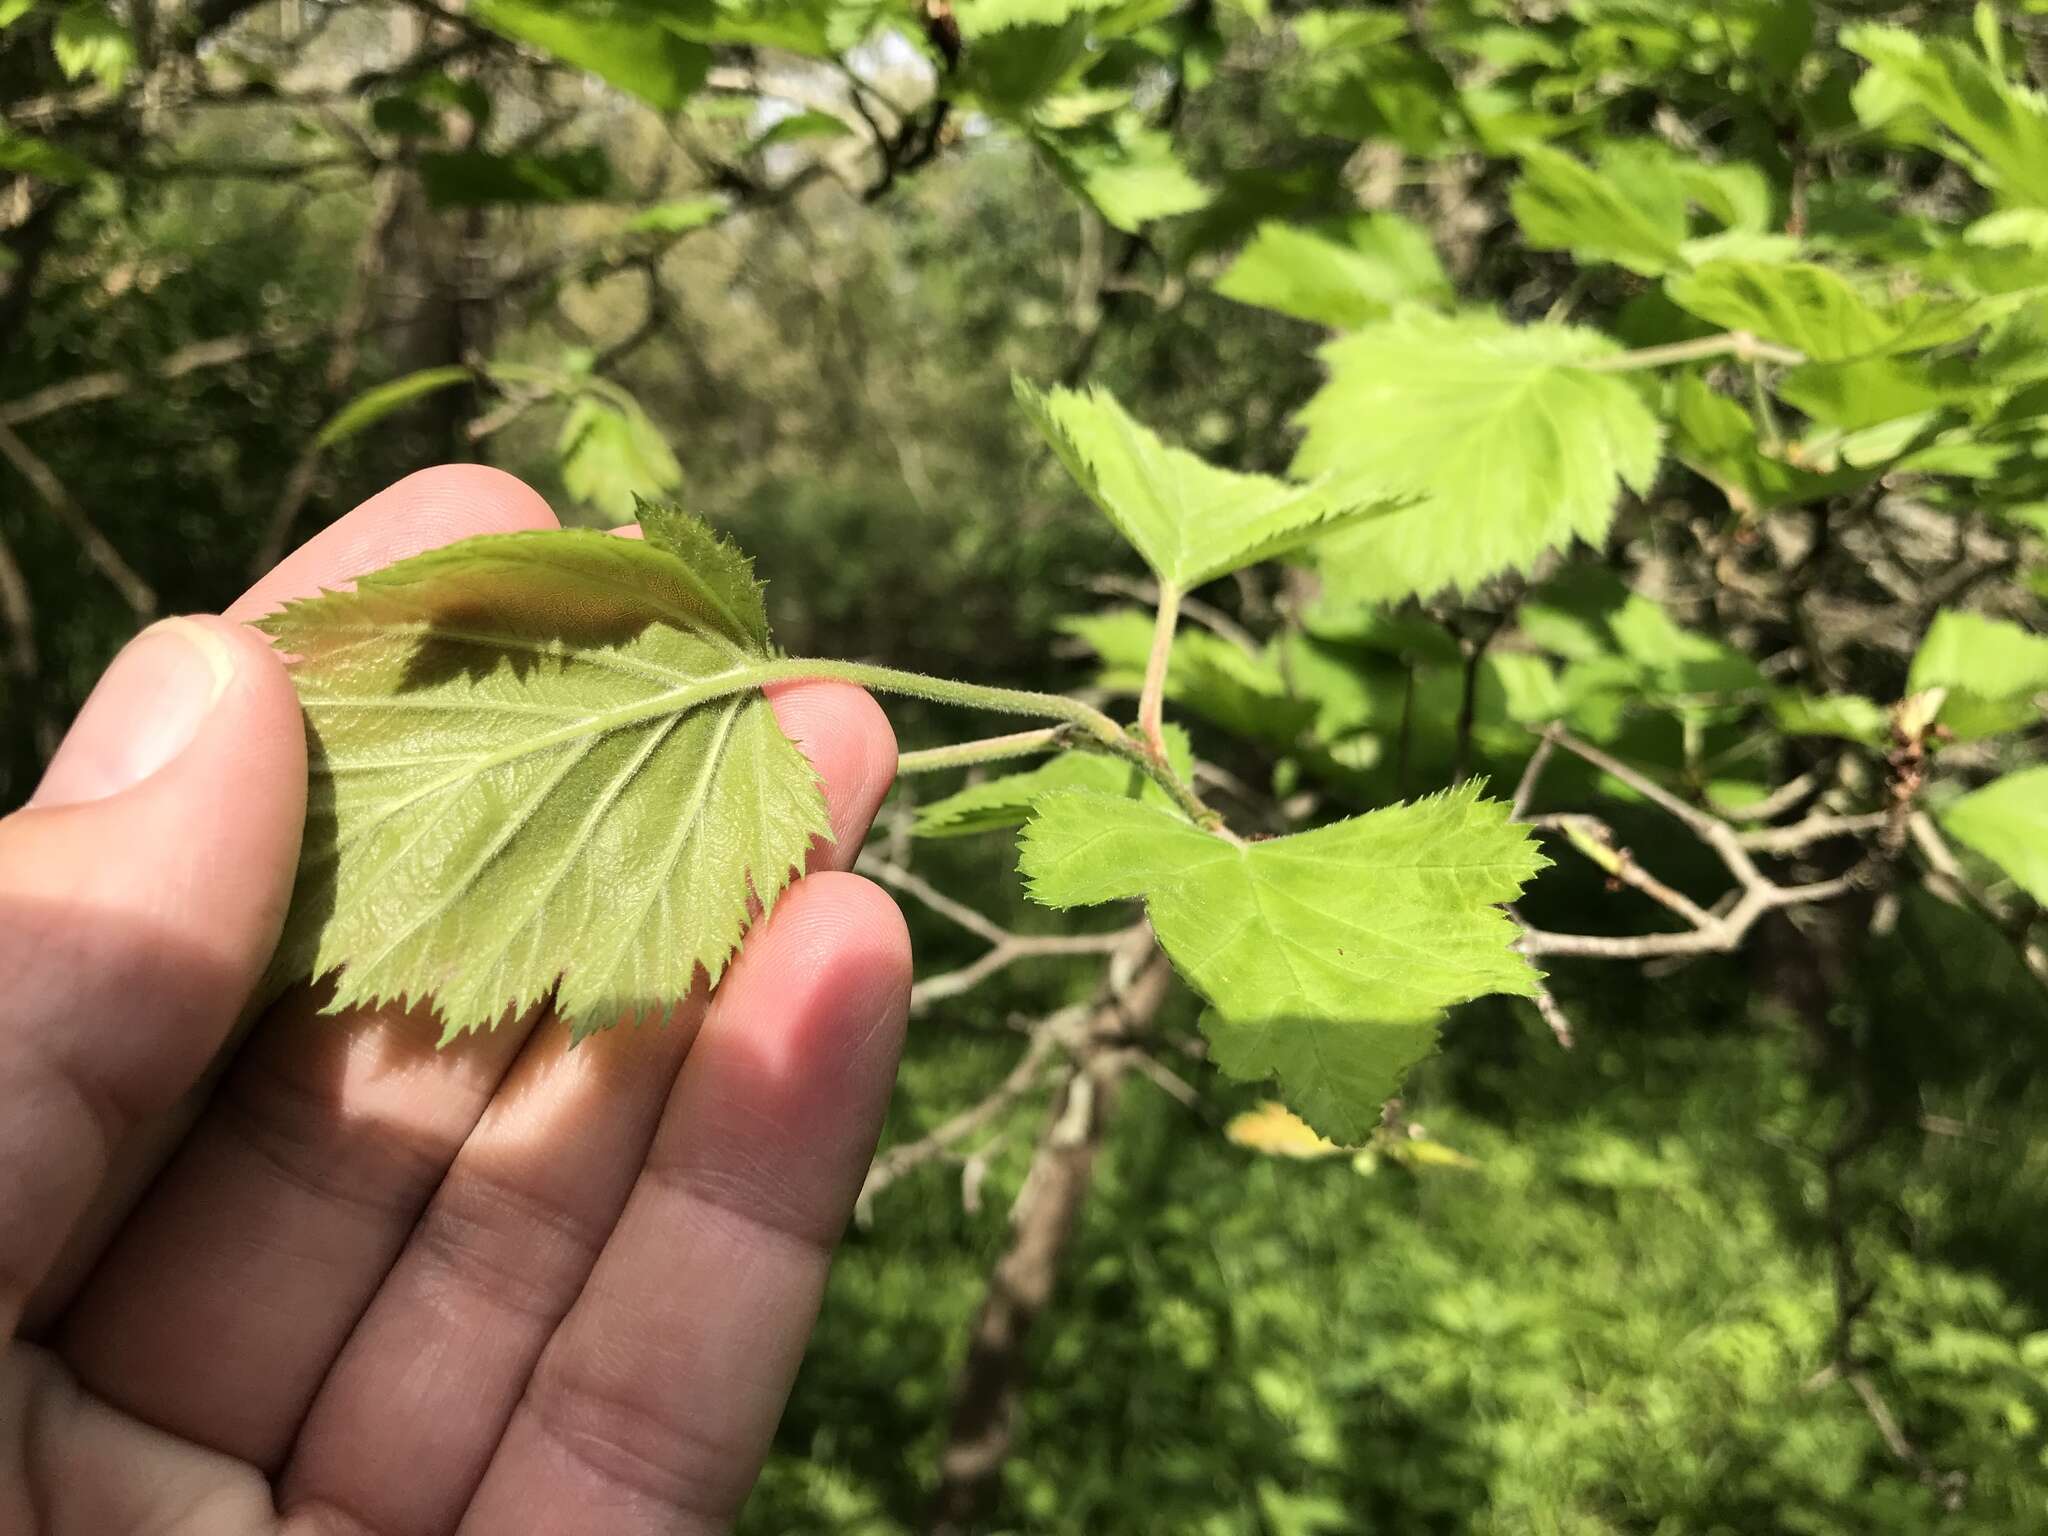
277 691 896 1536
51 465 564 1463
32 462 567 1323
227 463 558 622
0 617 305 1338
57 659 896 1471
455 873 909 1536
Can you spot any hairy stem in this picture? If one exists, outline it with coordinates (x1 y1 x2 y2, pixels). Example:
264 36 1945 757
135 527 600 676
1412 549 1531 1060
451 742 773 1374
1137 581 1182 762
897 727 1066 775
766 657 1230 835
1581 329 1806 373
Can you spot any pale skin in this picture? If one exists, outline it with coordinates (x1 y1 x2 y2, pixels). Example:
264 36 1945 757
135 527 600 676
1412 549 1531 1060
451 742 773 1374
0 465 913 1536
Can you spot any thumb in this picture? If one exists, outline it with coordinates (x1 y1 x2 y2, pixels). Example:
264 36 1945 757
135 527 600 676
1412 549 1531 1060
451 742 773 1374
0 616 306 1335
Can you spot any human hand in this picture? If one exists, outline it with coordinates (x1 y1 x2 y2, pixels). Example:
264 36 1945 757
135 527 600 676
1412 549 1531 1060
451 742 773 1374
1 467 911 1536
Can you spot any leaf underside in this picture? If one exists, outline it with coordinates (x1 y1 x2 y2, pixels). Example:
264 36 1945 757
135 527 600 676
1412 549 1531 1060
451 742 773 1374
1020 780 1547 1139
261 505 830 1040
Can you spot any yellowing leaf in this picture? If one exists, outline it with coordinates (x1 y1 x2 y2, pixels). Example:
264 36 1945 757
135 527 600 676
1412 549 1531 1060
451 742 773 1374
261 509 829 1039
1226 1101 1349 1159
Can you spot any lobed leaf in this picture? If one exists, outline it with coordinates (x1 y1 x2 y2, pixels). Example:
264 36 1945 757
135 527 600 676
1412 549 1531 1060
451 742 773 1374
471 0 709 112
1212 216 1452 329
1909 610 2048 739
1941 768 2048 906
1293 310 1664 603
914 726 1194 838
1020 781 1547 1139
261 508 828 1040
1018 378 1398 591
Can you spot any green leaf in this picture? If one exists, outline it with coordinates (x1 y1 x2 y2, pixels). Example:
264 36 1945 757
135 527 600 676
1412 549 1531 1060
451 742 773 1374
1020 781 1547 1138
0 1 41 29
1670 373 1871 511
1908 610 2048 738
1061 610 1314 745
1845 24 2048 208
1212 215 1451 329
1510 142 1689 277
1036 121 1212 232
1017 378 1395 589
621 196 728 235
1665 259 1989 362
914 726 1194 837
747 108 852 151
52 0 133 89
1941 768 2048 904
0 128 96 183
471 0 709 111
1294 310 1664 603
260 516 827 1038
958 0 1125 33
418 147 614 208
557 393 684 520
315 367 474 450
1768 690 1890 747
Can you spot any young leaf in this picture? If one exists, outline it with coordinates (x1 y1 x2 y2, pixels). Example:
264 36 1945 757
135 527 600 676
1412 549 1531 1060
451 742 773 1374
1020 782 1547 1139
1034 121 1212 232
315 367 475 450
914 726 1194 837
1510 143 1689 277
1060 610 1313 744
1845 24 2048 208
471 0 710 112
1212 215 1452 329
1909 610 2048 738
1293 310 1663 603
1666 258 1990 362
260 513 829 1040
557 393 684 519
1017 379 1396 590
52 0 134 90
1941 768 2048 905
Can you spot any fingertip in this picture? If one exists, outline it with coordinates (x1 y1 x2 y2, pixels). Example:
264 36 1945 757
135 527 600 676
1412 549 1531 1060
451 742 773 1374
716 869 911 1093
767 683 897 864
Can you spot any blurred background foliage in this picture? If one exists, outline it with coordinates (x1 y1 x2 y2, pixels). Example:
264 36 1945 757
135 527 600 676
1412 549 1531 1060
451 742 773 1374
4 0 2047 1531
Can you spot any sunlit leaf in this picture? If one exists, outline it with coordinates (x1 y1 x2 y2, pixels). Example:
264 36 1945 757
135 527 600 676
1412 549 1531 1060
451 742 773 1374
472 0 709 111
1666 258 1992 362
1018 378 1397 589
1021 781 1546 1138
1295 310 1663 603
1941 768 2048 905
557 393 684 520
1846 23 2048 208
261 512 828 1039
914 726 1194 837
1213 215 1451 329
